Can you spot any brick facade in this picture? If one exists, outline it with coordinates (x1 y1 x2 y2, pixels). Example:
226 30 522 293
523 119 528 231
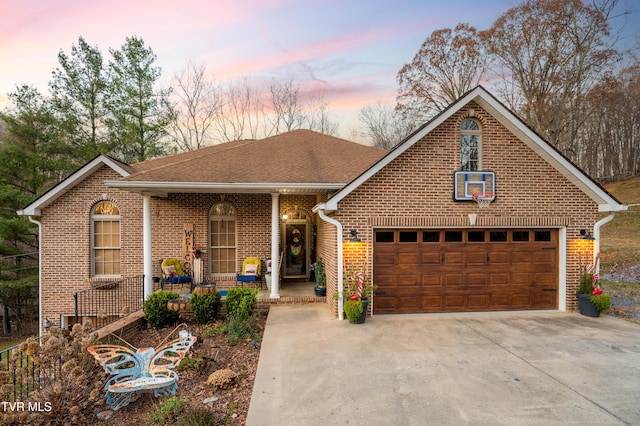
38 100 607 324
320 103 598 313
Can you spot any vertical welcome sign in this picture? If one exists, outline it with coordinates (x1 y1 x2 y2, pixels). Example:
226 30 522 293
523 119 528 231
183 223 193 275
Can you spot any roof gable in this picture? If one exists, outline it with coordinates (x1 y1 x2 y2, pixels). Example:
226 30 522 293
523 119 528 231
17 155 131 216
322 86 625 213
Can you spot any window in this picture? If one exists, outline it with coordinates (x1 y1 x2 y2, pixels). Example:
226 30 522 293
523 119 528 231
460 119 481 171
92 201 120 277
375 231 395 243
210 202 237 275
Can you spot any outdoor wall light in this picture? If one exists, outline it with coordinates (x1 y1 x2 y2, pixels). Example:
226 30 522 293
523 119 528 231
43 318 52 332
349 229 361 242
282 213 288 223
580 229 596 241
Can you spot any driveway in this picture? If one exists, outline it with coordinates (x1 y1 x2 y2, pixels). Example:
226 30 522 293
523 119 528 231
246 305 640 425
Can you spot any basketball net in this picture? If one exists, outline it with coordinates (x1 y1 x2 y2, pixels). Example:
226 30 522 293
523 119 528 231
472 192 494 209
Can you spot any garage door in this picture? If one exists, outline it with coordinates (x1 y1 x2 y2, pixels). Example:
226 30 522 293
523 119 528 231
373 229 558 314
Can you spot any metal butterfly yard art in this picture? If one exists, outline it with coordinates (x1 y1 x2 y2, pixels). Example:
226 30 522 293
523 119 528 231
87 327 197 410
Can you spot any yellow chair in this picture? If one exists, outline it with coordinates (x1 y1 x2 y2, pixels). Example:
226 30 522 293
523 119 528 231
236 257 262 287
161 258 193 285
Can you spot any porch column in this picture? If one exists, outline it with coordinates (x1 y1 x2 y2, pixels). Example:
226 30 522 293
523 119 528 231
270 193 280 298
143 195 153 300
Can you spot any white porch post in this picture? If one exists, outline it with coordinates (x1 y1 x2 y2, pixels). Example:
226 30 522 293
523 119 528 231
143 195 153 300
270 193 281 298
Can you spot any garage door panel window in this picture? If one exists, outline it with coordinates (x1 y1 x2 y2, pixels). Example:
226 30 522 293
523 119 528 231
423 232 440 243
534 231 552 241
445 231 463 242
375 231 395 243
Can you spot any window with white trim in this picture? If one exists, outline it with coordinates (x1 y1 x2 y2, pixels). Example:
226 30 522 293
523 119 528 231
209 202 237 275
460 119 481 171
91 201 121 277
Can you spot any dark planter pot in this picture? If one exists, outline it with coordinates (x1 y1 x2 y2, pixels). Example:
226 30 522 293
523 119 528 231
577 293 600 317
314 286 326 297
349 300 369 324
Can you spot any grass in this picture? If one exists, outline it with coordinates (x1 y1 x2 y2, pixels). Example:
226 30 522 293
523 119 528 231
600 176 640 273
0 338 24 352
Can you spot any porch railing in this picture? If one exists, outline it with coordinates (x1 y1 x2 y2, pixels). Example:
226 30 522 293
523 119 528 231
74 275 144 329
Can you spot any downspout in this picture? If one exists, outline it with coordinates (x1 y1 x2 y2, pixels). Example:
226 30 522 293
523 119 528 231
593 213 616 275
28 216 43 336
316 207 344 321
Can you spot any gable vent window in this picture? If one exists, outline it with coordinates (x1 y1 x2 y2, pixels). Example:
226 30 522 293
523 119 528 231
91 201 121 277
460 119 481 171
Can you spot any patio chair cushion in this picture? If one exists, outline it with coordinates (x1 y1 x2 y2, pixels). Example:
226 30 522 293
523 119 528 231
161 258 192 284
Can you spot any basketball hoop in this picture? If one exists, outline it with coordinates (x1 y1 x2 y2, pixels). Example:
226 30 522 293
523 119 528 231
472 192 495 209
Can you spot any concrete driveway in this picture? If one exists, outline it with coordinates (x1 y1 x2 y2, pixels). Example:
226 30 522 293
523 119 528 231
246 305 640 425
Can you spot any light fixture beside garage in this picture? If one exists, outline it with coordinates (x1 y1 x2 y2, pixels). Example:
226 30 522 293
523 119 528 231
349 229 361 242
580 229 596 241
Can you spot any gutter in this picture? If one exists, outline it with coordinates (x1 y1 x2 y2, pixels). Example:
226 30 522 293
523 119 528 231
314 204 344 320
28 216 43 336
593 213 616 275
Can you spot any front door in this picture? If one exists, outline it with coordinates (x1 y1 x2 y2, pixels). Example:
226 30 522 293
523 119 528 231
283 221 308 278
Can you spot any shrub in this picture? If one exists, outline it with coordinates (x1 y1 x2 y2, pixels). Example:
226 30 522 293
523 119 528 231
143 291 181 329
344 299 365 323
179 408 215 426
146 396 186 425
591 293 612 313
191 292 222 324
225 288 258 321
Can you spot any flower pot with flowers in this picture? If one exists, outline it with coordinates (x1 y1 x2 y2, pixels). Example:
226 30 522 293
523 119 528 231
576 264 611 317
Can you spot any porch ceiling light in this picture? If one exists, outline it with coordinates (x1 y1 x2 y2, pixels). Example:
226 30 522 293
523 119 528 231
349 229 361 242
580 229 596 241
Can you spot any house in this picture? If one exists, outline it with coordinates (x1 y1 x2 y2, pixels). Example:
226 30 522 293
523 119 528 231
18 86 626 330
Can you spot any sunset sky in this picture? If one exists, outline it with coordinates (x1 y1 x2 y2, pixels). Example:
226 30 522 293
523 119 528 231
1 0 638 136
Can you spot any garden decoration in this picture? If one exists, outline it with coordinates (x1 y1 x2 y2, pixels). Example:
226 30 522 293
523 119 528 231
87 326 196 410
350 270 365 300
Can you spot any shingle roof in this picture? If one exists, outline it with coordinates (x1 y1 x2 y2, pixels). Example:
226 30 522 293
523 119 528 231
125 129 386 185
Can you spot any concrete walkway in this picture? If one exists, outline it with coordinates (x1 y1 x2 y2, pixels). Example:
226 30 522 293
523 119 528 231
247 305 640 425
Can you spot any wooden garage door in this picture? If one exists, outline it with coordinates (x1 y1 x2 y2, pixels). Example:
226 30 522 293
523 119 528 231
373 229 558 314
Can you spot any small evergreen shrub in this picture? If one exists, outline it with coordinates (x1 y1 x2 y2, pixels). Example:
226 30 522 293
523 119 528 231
225 288 258 321
191 292 222 324
143 291 180 329
224 288 259 345
590 293 612 313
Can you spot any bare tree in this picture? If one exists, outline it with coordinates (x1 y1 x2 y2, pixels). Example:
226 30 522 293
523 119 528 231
168 61 221 151
269 78 304 134
305 94 339 136
396 23 487 122
481 0 619 152
358 100 416 150
216 78 265 142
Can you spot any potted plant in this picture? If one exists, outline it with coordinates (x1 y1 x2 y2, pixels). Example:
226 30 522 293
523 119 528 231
314 258 326 297
336 270 376 324
576 267 611 317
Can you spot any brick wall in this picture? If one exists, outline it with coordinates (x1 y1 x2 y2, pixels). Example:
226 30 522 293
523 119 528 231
325 103 598 312
41 184 322 325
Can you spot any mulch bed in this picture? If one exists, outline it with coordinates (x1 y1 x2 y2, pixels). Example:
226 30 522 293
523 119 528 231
94 312 266 426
